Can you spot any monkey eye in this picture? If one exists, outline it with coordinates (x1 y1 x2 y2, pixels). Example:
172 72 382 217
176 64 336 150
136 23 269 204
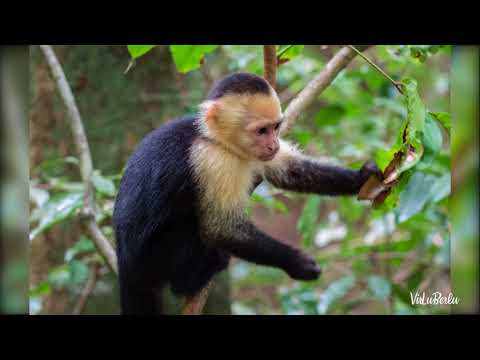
274 123 281 130
257 127 268 135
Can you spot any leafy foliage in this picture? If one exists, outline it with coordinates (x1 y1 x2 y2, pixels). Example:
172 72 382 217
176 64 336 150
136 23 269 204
31 45 451 315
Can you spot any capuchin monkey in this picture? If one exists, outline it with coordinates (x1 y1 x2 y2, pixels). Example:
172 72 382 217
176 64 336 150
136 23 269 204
113 72 381 314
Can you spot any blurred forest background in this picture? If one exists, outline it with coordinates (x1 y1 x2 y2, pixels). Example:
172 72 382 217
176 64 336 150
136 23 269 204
28 45 453 315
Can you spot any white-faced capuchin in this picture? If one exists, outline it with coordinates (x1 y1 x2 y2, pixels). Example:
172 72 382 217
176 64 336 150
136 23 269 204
113 72 382 314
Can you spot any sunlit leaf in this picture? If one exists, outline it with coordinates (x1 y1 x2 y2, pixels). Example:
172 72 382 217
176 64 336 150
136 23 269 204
403 77 426 155
169 45 219 73
29 281 51 297
29 192 84 241
429 111 451 134
127 45 157 59
277 45 304 60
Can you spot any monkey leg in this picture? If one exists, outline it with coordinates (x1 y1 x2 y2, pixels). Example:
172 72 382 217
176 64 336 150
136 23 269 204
170 243 230 297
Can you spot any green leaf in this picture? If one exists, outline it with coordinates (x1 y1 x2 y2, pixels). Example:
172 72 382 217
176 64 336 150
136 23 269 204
92 171 116 197
65 236 96 263
423 114 443 153
317 275 356 314
297 195 321 247
380 170 412 210
408 46 428 62
420 113 443 167
375 148 396 173
429 173 451 203
396 171 437 223
169 45 219 73
127 45 157 59
29 192 84 241
429 111 451 134
29 281 51 297
367 275 391 301
277 45 304 60
403 77 426 151
408 45 445 63
375 118 408 172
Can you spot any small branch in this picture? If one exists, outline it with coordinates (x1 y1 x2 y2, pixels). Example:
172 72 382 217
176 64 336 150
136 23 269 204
281 45 371 135
347 45 404 95
40 45 118 274
182 281 213 315
72 263 100 315
263 45 277 89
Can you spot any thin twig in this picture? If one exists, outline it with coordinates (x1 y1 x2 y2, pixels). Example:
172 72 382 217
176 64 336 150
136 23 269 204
347 45 404 95
40 45 118 274
72 263 100 315
280 45 371 135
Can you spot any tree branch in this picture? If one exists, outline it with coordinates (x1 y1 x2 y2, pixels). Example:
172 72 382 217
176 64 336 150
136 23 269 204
280 45 371 135
39 45 118 274
263 45 277 89
182 281 214 315
72 263 100 315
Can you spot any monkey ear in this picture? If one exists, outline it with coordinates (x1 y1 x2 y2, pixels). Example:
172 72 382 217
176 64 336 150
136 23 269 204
204 101 220 123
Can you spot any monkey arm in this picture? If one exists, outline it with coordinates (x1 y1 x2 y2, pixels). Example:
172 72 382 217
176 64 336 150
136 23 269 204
264 142 379 196
204 219 320 281
265 157 368 196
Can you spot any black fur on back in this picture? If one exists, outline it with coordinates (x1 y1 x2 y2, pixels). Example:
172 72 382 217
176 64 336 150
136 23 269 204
113 116 230 314
207 72 271 100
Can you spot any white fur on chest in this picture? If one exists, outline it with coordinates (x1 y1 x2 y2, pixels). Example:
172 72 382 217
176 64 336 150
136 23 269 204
190 140 263 213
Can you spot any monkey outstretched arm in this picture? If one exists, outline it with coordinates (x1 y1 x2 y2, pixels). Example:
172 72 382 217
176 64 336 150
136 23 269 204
264 141 381 196
204 219 321 281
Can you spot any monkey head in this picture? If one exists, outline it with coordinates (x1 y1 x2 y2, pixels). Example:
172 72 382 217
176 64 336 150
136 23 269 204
198 73 283 162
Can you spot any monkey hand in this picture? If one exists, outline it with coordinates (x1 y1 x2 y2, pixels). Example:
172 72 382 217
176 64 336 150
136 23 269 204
359 160 383 184
286 250 321 281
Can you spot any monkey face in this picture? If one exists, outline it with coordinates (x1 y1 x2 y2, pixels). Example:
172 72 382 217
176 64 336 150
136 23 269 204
243 94 283 162
199 92 284 162
245 117 282 161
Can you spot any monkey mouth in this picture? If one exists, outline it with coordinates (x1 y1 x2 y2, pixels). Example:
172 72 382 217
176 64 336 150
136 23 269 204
259 153 277 161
